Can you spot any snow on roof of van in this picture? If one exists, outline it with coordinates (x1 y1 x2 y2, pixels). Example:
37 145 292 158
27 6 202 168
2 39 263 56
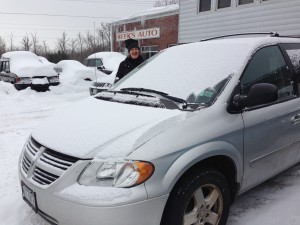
112 4 179 24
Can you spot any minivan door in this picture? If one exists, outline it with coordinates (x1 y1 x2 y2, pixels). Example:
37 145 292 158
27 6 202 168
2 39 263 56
239 45 300 192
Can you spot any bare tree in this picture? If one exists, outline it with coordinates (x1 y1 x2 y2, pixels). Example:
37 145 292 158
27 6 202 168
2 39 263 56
0 36 6 55
42 40 49 55
69 38 78 57
100 23 111 50
57 31 69 54
31 33 40 54
21 33 32 51
76 32 85 55
85 31 96 52
153 0 179 7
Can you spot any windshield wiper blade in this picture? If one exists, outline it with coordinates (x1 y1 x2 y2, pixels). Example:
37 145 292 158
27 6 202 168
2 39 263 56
121 87 188 109
97 90 154 98
121 87 168 96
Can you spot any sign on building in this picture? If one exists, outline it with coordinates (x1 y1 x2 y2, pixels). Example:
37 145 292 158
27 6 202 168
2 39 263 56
116 28 160 41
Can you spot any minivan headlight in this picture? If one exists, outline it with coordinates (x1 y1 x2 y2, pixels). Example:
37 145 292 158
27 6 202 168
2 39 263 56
78 161 154 188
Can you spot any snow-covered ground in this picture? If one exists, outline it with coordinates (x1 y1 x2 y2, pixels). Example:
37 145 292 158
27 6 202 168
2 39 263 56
1 80 300 225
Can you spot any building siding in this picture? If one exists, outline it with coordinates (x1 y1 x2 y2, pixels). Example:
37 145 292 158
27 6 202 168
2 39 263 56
179 0 300 43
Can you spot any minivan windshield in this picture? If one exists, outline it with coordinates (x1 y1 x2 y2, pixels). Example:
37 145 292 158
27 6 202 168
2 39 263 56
112 39 256 106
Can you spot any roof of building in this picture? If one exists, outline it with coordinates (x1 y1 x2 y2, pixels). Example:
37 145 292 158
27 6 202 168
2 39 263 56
111 4 179 25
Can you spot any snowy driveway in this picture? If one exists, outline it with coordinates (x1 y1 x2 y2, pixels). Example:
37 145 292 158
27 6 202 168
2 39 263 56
1 82 300 225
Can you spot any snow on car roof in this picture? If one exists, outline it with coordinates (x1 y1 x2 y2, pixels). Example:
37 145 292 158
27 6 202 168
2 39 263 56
115 37 282 100
1 51 57 77
56 60 107 85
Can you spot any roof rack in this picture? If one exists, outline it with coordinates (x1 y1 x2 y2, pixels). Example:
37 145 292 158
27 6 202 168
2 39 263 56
200 32 279 42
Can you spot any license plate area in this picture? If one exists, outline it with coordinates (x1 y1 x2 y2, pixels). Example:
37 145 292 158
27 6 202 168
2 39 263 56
21 182 38 212
31 77 49 85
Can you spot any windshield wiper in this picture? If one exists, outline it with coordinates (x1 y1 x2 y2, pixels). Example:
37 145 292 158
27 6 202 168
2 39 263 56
120 87 188 109
121 87 168 96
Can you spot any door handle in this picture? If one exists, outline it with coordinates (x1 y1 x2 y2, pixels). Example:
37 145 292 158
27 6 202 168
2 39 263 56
291 114 300 125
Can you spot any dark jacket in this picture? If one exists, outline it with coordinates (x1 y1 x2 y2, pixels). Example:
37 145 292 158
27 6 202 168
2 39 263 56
115 56 144 82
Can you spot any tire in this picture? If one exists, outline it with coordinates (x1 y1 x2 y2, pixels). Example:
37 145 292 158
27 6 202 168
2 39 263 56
161 169 231 225
14 84 24 91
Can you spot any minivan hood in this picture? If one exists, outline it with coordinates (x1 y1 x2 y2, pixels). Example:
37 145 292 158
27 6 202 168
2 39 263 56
32 97 185 159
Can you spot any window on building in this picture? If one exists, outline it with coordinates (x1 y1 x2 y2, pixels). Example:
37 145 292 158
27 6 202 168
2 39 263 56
141 46 159 60
199 0 211 12
218 0 231 9
239 0 254 5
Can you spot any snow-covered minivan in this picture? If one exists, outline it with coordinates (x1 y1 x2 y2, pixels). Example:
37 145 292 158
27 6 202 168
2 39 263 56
19 33 300 225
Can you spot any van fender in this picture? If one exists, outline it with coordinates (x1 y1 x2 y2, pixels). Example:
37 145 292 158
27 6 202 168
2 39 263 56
161 141 243 194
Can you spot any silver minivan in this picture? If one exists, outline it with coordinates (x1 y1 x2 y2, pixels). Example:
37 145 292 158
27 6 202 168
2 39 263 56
19 33 300 225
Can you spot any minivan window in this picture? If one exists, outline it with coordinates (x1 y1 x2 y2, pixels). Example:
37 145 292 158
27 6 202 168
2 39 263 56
282 43 300 72
241 45 294 101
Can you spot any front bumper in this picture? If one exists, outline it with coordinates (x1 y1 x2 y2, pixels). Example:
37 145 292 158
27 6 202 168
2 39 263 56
19 161 167 225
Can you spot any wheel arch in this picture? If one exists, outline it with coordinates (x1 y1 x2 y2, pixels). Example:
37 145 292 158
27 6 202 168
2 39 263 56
160 141 243 203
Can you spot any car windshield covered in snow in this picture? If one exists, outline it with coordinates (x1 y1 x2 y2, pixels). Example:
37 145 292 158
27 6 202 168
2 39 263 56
99 40 255 109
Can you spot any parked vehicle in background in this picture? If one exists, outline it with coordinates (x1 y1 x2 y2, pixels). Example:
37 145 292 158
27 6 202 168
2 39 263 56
86 52 126 95
83 54 112 75
54 60 106 84
0 51 59 91
19 33 300 225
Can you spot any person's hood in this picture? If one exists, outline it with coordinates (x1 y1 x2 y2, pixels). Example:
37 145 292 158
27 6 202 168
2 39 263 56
32 97 185 159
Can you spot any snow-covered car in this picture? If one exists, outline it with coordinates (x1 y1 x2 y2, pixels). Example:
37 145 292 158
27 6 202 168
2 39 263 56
54 60 106 85
0 51 59 91
19 33 300 225
86 52 126 95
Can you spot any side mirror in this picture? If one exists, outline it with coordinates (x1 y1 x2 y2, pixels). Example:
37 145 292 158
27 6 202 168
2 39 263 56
233 83 278 109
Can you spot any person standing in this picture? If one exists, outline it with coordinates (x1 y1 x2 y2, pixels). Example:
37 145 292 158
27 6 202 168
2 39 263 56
115 38 144 83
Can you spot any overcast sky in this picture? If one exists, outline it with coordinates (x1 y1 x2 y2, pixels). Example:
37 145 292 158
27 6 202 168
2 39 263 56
0 0 155 50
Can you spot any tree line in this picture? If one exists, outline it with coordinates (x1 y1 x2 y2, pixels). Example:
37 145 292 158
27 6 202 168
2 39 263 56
0 23 111 63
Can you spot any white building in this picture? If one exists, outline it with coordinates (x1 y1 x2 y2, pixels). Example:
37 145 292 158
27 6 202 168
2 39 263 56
179 0 300 43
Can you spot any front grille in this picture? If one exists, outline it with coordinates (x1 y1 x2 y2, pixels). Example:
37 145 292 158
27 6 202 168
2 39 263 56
32 167 59 185
21 137 79 186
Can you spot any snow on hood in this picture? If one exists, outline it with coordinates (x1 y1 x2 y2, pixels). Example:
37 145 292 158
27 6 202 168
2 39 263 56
56 60 107 85
32 96 184 159
1 51 57 77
